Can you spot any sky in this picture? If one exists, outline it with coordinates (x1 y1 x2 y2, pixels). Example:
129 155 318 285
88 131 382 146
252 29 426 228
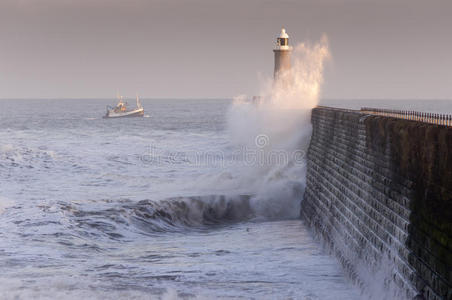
0 0 451 99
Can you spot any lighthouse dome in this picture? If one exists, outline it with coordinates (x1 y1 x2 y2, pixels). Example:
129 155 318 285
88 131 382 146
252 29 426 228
279 28 289 39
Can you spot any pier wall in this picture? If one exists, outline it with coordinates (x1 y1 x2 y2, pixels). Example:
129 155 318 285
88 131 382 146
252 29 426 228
301 107 451 300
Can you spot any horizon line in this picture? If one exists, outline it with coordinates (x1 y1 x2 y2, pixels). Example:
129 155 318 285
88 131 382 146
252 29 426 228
0 97 451 101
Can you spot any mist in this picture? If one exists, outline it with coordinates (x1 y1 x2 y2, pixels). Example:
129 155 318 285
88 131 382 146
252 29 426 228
219 38 330 219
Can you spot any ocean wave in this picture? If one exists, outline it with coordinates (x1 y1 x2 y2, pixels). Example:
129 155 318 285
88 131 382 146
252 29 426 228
62 195 255 238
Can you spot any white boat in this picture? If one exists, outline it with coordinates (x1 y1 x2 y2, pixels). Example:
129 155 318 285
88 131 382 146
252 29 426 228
104 94 144 118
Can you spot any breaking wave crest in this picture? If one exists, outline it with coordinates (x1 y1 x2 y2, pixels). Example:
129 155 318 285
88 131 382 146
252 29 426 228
129 195 254 231
61 183 307 239
61 195 260 238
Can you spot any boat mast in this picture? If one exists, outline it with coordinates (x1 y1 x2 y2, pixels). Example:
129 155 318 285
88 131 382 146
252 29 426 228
136 94 142 109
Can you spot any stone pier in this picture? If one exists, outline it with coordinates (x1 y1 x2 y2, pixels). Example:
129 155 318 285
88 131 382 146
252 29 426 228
301 106 451 300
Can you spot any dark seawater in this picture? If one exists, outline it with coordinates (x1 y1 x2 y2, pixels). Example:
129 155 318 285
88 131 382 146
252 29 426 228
0 99 367 299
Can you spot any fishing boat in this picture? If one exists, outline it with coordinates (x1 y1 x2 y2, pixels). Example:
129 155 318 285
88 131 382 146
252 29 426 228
104 94 144 118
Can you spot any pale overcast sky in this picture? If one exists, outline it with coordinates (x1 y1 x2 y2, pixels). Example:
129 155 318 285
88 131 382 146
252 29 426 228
0 0 451 99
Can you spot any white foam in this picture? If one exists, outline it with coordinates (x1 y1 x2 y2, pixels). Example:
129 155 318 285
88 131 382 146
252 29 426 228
223 37 330 219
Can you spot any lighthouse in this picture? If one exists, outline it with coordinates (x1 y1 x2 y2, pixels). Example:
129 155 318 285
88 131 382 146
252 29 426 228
273 28 292 80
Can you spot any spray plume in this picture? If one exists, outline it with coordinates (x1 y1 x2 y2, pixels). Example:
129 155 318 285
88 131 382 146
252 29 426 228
225 36 330 219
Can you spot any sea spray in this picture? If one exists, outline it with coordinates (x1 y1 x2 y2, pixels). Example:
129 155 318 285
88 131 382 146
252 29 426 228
226 37 330 219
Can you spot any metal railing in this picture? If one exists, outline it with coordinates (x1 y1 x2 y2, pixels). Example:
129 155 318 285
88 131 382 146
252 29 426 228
361 107 452 127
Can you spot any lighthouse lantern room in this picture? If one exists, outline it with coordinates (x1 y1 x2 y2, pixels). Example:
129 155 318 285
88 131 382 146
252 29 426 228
273 28 292 80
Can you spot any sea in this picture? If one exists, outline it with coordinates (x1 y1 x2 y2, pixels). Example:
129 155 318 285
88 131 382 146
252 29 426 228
0 98 450 300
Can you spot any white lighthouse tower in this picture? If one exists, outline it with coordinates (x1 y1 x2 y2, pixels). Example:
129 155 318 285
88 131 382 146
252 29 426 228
273 28 292 80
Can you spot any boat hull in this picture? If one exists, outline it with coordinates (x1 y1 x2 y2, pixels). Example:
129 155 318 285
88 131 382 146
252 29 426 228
104 108 144 118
